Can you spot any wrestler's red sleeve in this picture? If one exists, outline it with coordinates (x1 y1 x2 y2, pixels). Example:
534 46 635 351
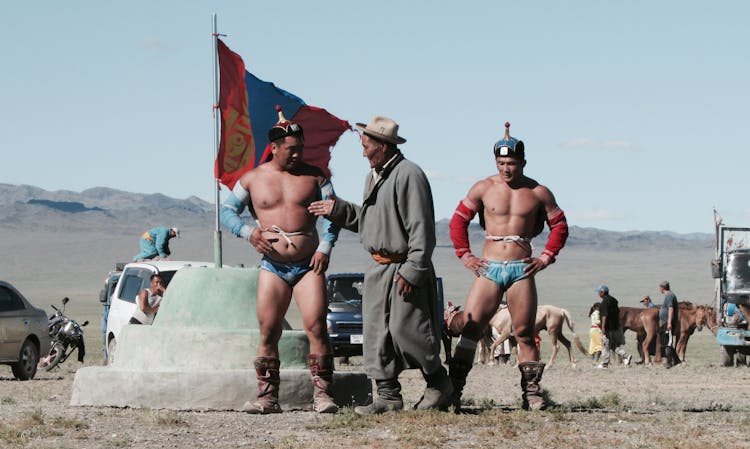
449 198 479 258
539 208 568 265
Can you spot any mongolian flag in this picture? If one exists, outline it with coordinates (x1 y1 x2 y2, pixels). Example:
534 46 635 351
215 39 350 190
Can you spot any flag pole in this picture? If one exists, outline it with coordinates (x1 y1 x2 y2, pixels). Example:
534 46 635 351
211 13 223 268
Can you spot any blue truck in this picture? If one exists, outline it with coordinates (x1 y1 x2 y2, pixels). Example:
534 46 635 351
711 225 750 366
326 273 446 358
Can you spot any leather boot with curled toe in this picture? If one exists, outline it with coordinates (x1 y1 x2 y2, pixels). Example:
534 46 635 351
244 357 282 414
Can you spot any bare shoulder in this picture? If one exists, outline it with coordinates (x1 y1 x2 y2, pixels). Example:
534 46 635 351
468 176 495 197
237 165 265 186
528 178 560 208
294 162 327 183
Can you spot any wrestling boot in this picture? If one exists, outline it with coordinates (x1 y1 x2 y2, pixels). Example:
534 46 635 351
307 354 338 413
519 361 547 411
414 366 454 411
243 357 282 414
354 379 404 415
447 341 476 413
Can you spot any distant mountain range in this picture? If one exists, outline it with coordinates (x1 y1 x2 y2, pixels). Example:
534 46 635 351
0 183 713 250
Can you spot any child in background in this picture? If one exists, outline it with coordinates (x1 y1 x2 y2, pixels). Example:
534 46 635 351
588 302 602 363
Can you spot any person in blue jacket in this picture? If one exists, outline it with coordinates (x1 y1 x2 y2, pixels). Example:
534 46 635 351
133 227 179 261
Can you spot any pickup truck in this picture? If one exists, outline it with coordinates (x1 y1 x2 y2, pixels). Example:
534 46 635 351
326 273 445 358
103 260 213 364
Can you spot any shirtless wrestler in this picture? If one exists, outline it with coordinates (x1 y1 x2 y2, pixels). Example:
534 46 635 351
447 122 568 411
220 107 340 414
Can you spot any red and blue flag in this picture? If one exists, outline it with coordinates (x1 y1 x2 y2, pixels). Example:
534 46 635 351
215 39 350 189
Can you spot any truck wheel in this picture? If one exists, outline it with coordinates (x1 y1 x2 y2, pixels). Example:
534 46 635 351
721 346 736 367
11 339 39 381
107 338 116 366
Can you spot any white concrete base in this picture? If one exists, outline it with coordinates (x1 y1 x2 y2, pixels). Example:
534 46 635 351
71 367 371 411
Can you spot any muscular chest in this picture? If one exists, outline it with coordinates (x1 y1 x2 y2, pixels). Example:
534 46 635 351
250 172 318 210
482 187 541 219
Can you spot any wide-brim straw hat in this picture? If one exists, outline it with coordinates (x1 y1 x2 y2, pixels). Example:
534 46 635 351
355 116 406 144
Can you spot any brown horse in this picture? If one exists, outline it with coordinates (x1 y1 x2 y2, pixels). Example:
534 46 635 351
619 302 709 365
675 302 709 363
618 306 661 365
487 305 588 368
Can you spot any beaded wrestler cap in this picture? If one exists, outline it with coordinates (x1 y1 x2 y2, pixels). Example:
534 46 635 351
267 105 304 142
493 122 525 159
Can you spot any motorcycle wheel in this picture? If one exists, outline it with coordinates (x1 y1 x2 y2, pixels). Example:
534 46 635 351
43 343 66 371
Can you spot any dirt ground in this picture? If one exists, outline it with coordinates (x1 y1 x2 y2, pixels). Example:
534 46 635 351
2 353 749 449
2 232 749 447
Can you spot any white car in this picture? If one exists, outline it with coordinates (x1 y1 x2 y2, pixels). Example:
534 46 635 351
104 260 213 364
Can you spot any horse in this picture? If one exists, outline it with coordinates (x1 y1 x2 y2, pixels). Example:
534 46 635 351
675 302 709 363
619 301 708 365
487 304 588 368
477 305 515 365
618 306 661 365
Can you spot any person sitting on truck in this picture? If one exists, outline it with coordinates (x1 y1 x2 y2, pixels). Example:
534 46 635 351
133 227 179 261
129 274 165 325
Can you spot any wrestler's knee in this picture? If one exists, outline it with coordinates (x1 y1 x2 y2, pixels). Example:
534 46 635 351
303 318 328 339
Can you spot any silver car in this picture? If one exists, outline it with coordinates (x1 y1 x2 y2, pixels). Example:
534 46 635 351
0 281 51 380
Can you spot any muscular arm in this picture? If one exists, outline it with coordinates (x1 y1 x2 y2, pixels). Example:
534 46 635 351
315 178 340 256
449 181 487 274
309 178 341 274
219 177 273 254
220 180 255 239
525 186 568 274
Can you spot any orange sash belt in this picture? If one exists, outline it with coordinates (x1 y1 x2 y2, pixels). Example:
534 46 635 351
371 252 407 264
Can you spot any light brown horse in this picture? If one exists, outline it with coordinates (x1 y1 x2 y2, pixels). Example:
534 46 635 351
618 306 661 365
487 305 588 368
675 302 709 362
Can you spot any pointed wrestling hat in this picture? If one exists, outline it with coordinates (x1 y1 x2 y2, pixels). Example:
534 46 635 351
268 105 304 142
493 122 524 159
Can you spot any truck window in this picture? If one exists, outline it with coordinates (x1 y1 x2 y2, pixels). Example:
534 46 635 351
726 253 750 292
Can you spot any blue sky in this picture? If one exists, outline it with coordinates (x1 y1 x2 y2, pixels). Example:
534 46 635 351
2 1 749 234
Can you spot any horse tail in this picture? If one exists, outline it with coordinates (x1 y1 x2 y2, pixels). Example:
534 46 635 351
562 308 589 355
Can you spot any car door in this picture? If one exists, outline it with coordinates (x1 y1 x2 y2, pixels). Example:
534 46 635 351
106 267 152 342
0 285 29 361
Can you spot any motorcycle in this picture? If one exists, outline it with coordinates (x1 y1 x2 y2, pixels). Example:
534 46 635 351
40 297 89 371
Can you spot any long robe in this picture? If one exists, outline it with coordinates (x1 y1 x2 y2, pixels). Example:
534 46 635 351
329 152 442 379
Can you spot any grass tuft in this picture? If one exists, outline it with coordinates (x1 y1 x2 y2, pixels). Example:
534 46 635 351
153 410 188 426
51 416 90 431
563 392 622 411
